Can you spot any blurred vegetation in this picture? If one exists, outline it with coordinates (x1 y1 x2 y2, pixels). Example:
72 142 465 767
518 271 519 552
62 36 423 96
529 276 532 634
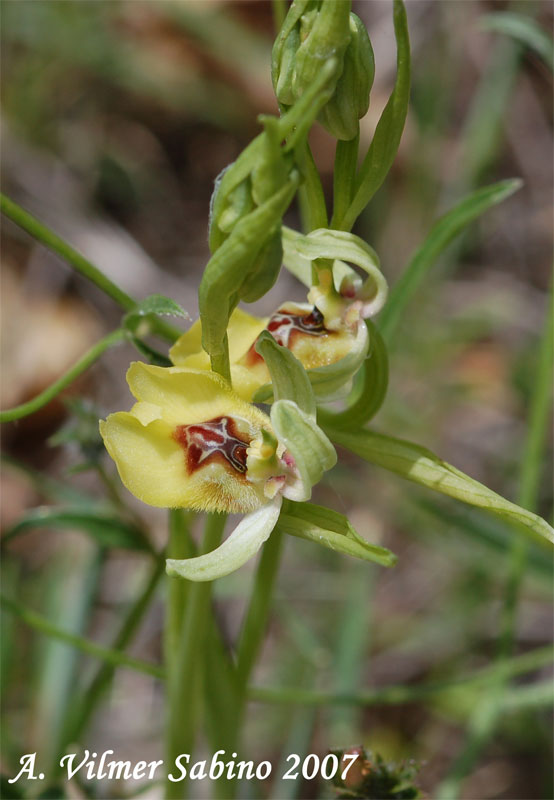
1 1 552 799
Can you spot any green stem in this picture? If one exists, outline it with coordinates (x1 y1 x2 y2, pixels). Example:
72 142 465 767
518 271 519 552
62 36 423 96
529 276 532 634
249 644 553 707
236 528 284 692
330 132 360 229
207 529 284 800
296 141 328 233
210 334 232 383
1 193 180 343
0 592 164 679
500 283 553 658
1 194 135 310
0 329 126 422
165 512 226 800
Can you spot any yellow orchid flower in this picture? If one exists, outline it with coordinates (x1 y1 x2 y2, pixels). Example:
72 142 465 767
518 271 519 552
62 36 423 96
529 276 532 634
169 301 368 402
100 363 336 581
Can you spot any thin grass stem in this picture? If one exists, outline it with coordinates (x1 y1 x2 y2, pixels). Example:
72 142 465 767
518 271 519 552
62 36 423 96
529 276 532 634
0 329 126 422
1 194 181 342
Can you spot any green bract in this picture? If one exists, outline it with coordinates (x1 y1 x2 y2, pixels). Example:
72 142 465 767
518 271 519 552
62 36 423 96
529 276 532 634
272 0 351 109
201 59 340 372
318 13 375 140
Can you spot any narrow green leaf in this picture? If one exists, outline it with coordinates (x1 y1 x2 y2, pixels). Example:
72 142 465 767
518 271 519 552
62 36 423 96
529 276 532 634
481 12 554 71
338 0 410 232
3 507 153 552
0 593 164 680
255 330 315 416
325 427 554 547
414 497 553 585
280 500 397 567
249 645 554 707
379 179 523 341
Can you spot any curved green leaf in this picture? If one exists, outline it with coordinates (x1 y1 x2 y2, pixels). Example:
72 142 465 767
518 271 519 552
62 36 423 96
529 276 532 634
481 12 554 71
2 507 153 552
324 427 554 547
279 500 397 567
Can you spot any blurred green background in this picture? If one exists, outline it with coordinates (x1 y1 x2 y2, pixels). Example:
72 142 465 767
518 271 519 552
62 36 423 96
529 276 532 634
1 1 552 798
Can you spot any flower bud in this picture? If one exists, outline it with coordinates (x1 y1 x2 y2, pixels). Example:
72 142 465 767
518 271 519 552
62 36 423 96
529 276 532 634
318 13 375 140
272 0 351 110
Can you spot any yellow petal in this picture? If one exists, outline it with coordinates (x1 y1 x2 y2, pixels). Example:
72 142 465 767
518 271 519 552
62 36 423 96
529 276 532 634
100 411 268 513
125 363 270 430
170 308 267 368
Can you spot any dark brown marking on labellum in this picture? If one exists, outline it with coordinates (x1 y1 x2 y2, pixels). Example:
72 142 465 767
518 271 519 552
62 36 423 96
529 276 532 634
246 306 327 364
173 416 251 475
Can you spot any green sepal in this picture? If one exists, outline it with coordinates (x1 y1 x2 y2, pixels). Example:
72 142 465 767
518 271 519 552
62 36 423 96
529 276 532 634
318 13 375 141
123 294 189 333
279 500 397 567
317 319 388 427
271 400 336 501
324 426 554 548
282 226 388 318
255 330 316 417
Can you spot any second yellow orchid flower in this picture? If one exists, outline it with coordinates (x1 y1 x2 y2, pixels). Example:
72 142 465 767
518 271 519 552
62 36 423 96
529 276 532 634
169 301 368 402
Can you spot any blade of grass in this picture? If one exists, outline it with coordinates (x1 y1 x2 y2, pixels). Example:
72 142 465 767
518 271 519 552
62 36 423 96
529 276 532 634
31 548 102 779
378 179 523 342
0 592 164 679
480 12 554 71
61 557 166 748
329 560 373 743
249 644 553 707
